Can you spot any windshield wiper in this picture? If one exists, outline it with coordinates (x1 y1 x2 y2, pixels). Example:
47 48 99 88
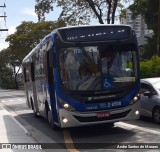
80 47 94 63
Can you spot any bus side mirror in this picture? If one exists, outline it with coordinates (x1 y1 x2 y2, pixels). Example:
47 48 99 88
49 50 56 68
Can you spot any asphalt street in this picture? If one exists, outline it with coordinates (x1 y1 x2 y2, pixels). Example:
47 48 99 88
0 89 160 152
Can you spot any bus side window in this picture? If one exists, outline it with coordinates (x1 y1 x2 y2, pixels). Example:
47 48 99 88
31 62 35 81
49 50 56 68
23 67 27 82
24 66 30 82
47 50 54 84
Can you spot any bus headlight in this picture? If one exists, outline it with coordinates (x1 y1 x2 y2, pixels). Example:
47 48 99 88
59 98 75 112
133 96 138 102
135 110 139 115
63 103 69 109
129 93 140 105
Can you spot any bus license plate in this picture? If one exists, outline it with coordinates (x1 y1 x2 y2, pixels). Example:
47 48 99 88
97 112 110 118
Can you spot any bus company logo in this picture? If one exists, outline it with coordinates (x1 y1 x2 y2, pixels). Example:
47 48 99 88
2 144 11 149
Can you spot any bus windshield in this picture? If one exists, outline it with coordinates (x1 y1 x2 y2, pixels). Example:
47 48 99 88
59 44 137 91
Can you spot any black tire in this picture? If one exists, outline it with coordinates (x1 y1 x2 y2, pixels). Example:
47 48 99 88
152 108 160 124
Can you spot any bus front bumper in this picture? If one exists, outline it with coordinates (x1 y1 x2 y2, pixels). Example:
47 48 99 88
58 102 140 128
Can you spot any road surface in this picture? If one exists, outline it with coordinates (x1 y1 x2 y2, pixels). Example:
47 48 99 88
0 89 160 152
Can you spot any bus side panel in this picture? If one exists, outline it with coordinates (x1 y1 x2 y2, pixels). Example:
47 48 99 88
24 82 32 108
46 38 59 126
34 78 46 116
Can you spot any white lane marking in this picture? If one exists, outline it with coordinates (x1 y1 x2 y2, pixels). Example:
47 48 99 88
9 100 13 102
116 122 160 135
1 101 5 103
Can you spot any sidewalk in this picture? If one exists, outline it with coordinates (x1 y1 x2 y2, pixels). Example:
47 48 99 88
0 105 44 152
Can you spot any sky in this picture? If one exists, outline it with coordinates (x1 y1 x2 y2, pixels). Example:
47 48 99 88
0 0 61 51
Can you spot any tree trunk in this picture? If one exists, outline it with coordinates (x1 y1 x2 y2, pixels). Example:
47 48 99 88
111 0 118 24
106 0 112 24
86 0 104 24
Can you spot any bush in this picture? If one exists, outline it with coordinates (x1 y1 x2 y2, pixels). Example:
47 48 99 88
140 55 160 78
0 67 15 89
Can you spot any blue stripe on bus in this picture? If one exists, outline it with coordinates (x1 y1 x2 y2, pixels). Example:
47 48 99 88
48 84 58 122
47 34 59 126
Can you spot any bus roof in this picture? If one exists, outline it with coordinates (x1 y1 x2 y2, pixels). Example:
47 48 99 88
22 24 133 63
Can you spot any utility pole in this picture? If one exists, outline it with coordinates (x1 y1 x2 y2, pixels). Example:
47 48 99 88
0 3 8 32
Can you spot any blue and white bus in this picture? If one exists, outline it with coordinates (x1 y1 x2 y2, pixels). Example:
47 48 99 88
22 25 140 129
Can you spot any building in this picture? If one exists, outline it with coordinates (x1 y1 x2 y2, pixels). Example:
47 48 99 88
120 9 153 38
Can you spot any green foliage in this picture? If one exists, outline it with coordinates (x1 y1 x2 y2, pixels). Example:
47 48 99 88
140 60 152 78
0 49 16 89
129 0 158 33
129 0 158 58
151 55 160 77
35 0 54 21
0 66 15 89
145 0 158 34
0 49 9 67
5 20 66 63
0 20 66 89
35 0 129 25
140 55 160 78
140 36 157 60
129 0 146 19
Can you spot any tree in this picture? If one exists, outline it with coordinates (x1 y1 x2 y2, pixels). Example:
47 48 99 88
129 0 159 58
128 0 146 19
35 0 128 25
0 66 15 89
140 55 160 78
129 0 158 34
5 20 66 63
0 49 15 89
140 36 157 60
1 20 66 88
35 0 54 21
